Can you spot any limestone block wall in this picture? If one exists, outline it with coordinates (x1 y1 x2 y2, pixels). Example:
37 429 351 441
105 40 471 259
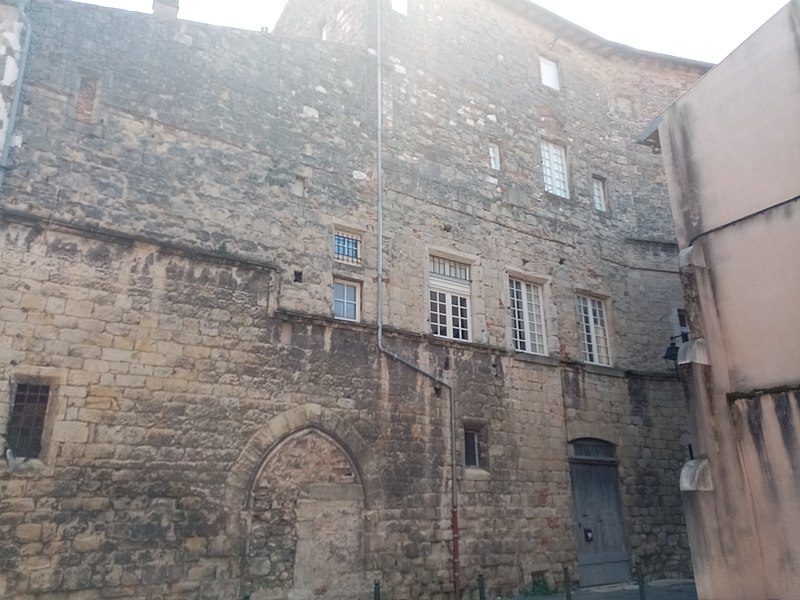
0 0 705 597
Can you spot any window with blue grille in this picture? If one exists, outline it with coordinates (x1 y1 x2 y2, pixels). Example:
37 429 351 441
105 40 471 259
334 231 361 264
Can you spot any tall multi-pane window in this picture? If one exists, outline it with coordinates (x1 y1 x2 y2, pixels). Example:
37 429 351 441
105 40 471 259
6 383 50 458
333 279 360 322
429 256 470 341
577 295 611 366
539 56 560 90
334 231 361 264
509 278 546 355
541 140 569 198
592 176 607 211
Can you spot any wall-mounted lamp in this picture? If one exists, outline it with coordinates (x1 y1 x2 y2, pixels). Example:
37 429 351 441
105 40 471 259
663 333 688 369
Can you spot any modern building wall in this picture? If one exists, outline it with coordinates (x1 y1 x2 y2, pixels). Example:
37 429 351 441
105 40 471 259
649 1 800 598
0 0 707 597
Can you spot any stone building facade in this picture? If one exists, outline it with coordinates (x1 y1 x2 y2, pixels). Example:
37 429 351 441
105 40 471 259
0 0 708 598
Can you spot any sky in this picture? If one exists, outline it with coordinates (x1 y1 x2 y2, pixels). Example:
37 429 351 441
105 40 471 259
76 0 788 63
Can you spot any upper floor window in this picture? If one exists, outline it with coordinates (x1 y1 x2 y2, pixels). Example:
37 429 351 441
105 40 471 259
429 256 470 341
592 176 607 211
577 295 611 366
334 231 361 264
539 56 560 90
541 140 569 198
509 278 546 355
333 279 360 322
488 143 501 170
391 0 408 15
6 383 51 459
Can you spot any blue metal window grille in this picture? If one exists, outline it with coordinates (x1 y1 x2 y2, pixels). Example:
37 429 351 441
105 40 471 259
334 232 361 264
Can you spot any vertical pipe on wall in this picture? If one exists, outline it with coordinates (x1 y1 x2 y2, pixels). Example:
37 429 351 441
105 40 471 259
0 0 32 192
373 1 460 597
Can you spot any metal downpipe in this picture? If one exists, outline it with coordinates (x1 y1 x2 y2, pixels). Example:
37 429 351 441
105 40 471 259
0 0 32 192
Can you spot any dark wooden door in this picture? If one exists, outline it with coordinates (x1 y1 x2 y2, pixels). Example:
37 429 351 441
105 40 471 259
569 440 629 587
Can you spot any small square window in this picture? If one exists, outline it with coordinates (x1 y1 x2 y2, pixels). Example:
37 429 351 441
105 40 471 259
541 140 569 198
334 231 361 264
488 143 501 170
333 279 360 322
6 383 51 459
592 177 607 211
539 56 559 90
391 0 408 15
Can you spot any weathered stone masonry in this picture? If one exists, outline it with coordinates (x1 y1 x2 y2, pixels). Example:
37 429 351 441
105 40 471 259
0 0 707 598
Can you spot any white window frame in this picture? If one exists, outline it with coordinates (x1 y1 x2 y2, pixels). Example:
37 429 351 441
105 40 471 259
333 279 360 322
592 176 607 211
541 140 569 198
333 230 361 264
429 256 471 341
488 142 501 170
509 278 547 355
539 56 560 90
577 295 611 366
391 0 408 15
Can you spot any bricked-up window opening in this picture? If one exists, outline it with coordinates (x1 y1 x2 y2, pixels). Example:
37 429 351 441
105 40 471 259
391 0 408 15
541 140 569 198
333 279 360 321
592 176 607 211
75 76 97 123
334 231 361 264
6 383 50 458
577 295 611 366
509 278 546 355
539 56 560 90
429 256 470 341
488 143 501 170
464 430 479 468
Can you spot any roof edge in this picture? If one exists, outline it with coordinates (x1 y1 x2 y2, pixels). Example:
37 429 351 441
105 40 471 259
493 0 715 71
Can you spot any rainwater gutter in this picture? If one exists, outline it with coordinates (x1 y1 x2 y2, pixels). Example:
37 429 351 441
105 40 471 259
373 2 460 597
0 0 32 192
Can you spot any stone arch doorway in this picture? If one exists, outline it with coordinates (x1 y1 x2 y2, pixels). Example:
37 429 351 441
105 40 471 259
243 426 369 600
568 438 629 587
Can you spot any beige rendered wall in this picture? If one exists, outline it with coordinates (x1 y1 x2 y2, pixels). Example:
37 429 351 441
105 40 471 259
661 2 800 247
657 2 800 599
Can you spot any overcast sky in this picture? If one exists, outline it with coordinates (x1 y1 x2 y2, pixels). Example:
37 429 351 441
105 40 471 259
76 0 787 63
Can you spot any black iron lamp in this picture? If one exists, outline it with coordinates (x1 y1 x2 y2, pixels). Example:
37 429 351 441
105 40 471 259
663 334 687 369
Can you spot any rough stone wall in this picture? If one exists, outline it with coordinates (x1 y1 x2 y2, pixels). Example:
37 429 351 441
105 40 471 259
0 0 707 597
274 0 370 45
